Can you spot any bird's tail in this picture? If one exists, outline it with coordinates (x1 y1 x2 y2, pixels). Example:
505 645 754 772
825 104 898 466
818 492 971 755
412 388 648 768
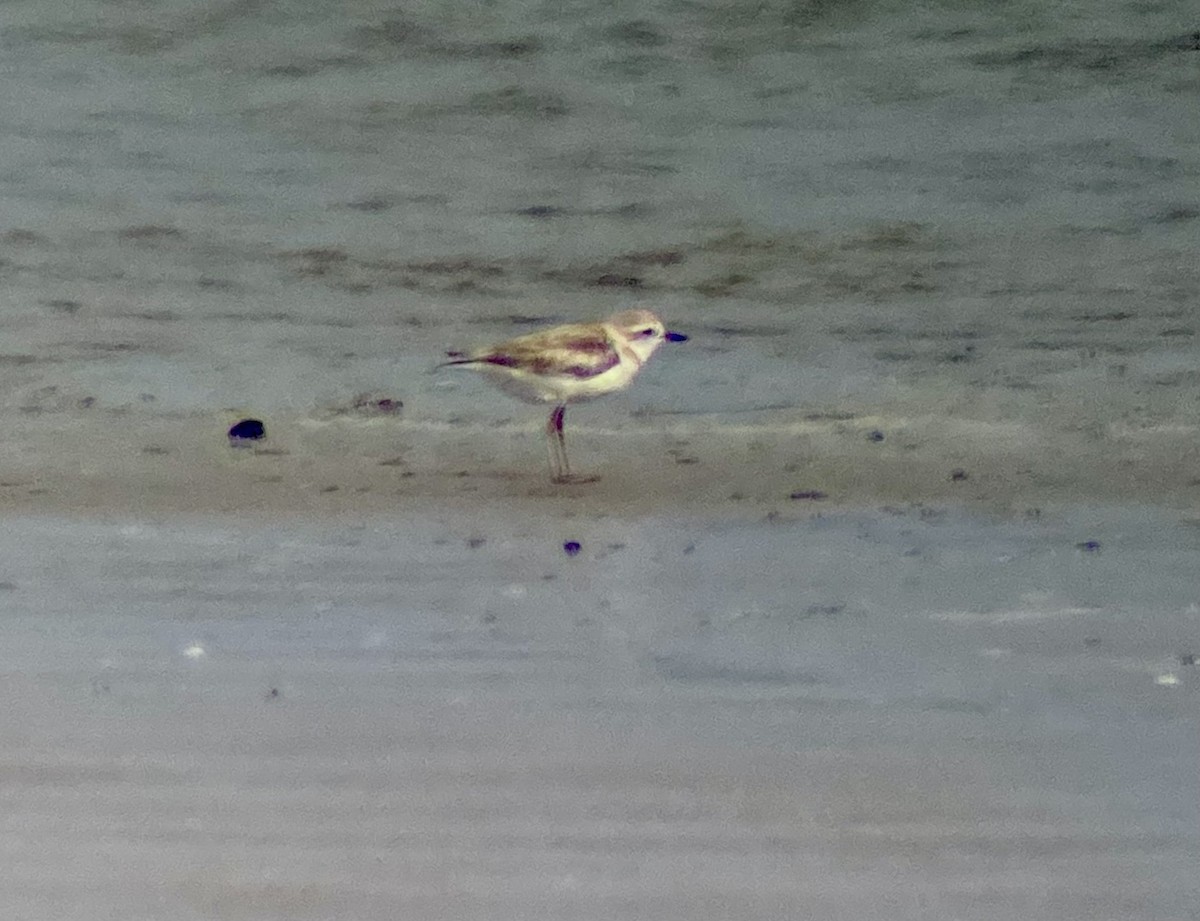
433 352 481 371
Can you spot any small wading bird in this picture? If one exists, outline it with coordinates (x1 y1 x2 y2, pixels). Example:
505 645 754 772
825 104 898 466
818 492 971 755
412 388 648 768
438 309 687 483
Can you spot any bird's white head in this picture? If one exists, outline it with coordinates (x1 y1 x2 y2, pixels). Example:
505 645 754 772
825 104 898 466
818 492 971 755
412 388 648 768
606 309 686 364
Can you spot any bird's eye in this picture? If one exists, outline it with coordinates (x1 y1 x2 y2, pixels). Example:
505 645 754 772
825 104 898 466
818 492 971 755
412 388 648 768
641 327 656 337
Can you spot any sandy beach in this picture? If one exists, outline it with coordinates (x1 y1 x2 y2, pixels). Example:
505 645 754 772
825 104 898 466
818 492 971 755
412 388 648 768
3 498 1198 919
2 0 1199 917
3 399 1198 921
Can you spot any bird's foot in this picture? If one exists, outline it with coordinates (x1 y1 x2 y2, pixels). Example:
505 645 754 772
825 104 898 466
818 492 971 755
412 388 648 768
551 473 600 486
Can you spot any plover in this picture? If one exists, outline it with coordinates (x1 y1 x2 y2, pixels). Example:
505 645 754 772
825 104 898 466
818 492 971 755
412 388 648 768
439 309 686 483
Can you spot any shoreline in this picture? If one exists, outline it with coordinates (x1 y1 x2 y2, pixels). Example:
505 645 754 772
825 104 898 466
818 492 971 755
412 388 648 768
4 410 1197 521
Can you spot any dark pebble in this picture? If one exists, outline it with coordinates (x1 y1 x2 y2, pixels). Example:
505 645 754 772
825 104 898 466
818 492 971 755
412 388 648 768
467 537 486 549
1076 539 1102 552
789 489 827 501
596 273 642 287
563 540 582 557
949 469 969 482
353 393 404 415
866 429 885 442
515 205 565 218
1179 653 1196 666
804 604 844 618
228 418 266 441
1168 30 1200 51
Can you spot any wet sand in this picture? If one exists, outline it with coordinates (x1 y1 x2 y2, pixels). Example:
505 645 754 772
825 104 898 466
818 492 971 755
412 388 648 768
3 407 1199 920
3 497 1198 920
2 405 1199 519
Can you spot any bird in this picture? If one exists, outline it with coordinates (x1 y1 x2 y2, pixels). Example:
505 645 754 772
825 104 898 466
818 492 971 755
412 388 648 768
438 309 687 483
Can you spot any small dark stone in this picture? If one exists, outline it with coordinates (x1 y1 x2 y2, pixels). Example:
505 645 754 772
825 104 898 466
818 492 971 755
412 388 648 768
866 429 885 442
515 205 565 218
228 418 266 441
1083 636 1102 647
1179 653 1196 666
42 298 84 313
352 393 404 415
1076 539 1102 552
563 540 582 557
346 196 394 213
949 469 969 482
596 273 642 287
467 537 486 549
119 224 183 241
789 489 827 501
804 604 844 618
265 687 280 700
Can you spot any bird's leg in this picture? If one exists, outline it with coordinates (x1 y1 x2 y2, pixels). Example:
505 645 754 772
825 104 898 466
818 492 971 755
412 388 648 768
552 405 570 480
544 405 566 481
547 405 598 485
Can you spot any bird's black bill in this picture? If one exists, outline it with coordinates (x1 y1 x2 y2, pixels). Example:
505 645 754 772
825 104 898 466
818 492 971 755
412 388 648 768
666 331 688 342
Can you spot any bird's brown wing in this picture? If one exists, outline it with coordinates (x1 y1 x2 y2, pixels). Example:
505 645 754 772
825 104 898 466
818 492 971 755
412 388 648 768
475 323 621 379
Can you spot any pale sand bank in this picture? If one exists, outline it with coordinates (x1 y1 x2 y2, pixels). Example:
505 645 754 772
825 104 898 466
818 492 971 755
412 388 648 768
1 410 1197 519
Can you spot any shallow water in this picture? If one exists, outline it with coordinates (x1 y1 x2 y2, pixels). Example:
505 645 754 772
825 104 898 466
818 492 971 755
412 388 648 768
2 0 1197 429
